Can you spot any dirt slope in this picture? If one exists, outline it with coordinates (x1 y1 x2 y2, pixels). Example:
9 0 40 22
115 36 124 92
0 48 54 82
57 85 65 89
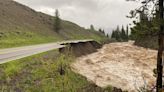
72 41 157 92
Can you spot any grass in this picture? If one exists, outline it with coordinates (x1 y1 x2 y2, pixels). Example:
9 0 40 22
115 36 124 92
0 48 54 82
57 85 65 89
0 0 109 49
0 29 108 49
0 50 112 92
0 30 62 49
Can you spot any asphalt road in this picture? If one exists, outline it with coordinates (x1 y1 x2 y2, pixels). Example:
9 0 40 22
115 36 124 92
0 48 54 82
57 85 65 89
0 39 93 64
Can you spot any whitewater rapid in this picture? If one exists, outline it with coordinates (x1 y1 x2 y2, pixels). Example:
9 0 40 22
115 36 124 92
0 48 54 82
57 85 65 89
72 41 157 92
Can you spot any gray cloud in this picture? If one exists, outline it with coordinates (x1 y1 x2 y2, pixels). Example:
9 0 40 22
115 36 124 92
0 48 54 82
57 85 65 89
14 0 140 33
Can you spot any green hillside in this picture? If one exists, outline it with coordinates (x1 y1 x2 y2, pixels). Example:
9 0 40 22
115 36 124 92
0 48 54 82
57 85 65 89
0 0 108 48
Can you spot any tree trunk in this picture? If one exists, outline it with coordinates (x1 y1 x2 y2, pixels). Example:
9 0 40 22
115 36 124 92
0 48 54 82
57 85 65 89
156 0 164 91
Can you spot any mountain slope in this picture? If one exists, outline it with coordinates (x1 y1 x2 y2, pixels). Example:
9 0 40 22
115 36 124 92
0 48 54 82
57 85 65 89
0 0 107 48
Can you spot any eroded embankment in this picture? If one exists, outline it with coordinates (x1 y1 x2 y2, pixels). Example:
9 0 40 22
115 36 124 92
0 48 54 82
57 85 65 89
59 41 102 57
72 41 157 92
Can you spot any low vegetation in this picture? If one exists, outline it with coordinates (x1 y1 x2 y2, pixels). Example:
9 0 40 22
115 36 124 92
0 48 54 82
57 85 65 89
0 50 112 92
0 31 62 48
0 0 108 49
0 29 108 49
0 0 110 91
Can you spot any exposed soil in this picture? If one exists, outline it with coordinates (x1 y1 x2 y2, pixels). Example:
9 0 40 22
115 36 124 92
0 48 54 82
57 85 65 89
72 41 157 92
59 41 102 57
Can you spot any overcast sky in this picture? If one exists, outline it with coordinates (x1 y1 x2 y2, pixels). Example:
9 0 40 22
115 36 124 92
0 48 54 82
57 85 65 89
14 0 140 33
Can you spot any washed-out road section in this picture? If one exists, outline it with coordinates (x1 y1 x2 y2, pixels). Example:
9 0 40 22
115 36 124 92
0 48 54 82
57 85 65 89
0 39 93 64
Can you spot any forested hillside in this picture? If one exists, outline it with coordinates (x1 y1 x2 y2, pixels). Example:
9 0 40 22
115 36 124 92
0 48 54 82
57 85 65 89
130 9 159 49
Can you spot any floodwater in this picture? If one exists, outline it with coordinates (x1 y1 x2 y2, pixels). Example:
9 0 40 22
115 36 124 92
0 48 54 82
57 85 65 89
72 41 157 92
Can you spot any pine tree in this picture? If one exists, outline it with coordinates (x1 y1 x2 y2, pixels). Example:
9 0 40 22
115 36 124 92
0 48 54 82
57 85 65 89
121 25 126 41
115 26 121 41
102 29 105 34
127 0 163 90
90 25 95 31
111 30 115 39
98 28 102 33
157 0 163 90
54 9 61 33
126 25 129 40
106 34 109 38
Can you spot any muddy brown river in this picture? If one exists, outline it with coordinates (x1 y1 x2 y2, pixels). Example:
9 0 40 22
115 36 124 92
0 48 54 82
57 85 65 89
72 41 157 92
